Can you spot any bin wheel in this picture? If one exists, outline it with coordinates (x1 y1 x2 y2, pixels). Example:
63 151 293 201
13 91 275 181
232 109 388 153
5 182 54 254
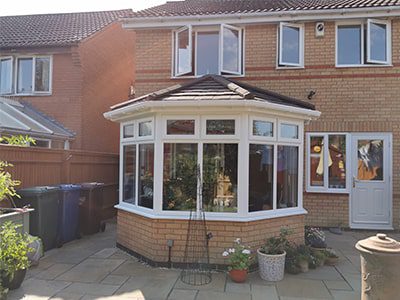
100 222 106 232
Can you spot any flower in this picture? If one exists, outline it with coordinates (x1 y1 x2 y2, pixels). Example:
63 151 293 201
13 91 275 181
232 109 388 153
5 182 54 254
242 249 251 255
222 251 229 257
228 248 235 253
234 238 241 244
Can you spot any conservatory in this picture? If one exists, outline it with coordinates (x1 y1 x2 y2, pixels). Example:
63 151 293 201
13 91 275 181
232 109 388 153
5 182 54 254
104 75 320 266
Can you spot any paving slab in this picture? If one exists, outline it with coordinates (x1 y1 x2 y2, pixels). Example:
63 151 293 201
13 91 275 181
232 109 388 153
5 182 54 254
277 277 333 300
288 266 343 281
51 291 85 300
8 278 71 300
111 260 153 276
35 263 75 280
101 274 130 285
251 284 279 300
167 289 198 300
196 290 251 300
339 273 361 292
331 290 360 300
91 248 118 259
247 272 276 286
225 282 251 294
174 272 226 291
324 280 352 291
57 258 125 283
62 282 120 296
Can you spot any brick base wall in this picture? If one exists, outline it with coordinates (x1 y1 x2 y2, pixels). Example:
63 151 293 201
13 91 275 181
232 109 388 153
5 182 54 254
117 210 305 265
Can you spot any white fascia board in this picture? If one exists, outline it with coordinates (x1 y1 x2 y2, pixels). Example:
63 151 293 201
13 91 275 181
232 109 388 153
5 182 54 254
103 100 321 122
122 7 400 29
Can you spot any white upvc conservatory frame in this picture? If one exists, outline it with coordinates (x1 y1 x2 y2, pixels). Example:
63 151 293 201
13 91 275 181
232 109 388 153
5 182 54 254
114 102 318 222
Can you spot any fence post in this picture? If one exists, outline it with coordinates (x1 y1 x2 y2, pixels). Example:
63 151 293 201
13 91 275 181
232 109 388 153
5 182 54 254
61 151 72 183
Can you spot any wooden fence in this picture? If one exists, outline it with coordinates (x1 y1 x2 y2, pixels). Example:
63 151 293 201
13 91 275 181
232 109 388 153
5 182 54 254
0 145 119 188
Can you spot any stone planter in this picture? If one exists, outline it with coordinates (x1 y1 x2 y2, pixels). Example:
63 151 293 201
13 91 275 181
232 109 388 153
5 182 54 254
257 249 286 281
0 209 33 233
2 269 27 290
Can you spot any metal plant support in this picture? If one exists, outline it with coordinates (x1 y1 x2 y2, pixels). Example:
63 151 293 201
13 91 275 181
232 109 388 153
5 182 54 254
180 165 212 285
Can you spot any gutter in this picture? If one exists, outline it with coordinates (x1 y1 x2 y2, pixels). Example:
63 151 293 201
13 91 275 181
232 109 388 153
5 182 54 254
121 6 400 29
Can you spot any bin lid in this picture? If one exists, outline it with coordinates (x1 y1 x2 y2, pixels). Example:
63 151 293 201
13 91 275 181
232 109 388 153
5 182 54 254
59 184 81 190
18 186 59 194
356 233 400 254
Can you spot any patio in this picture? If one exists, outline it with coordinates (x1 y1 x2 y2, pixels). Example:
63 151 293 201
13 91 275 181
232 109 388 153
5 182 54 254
9 220 399 300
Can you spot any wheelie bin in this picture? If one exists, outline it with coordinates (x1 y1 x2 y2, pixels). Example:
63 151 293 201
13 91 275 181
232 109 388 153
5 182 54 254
17 186 60 251
57 184 81 246
79 182 105 235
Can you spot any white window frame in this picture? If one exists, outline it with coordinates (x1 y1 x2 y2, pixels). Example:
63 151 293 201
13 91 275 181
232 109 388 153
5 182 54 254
249 116 276 141
121 121 135 142
174 26 192 77
335 20 391 67
0 56 13 95
278 22 304 68
366 19 391 65
220 24 243 75
278 120 302 143
162 115 199 139
201 115 240 139
137 117 155 141
306 133 350 193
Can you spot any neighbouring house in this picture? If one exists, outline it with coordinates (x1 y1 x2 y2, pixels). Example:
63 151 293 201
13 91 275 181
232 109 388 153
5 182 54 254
104 0 400 266
0 10 135 152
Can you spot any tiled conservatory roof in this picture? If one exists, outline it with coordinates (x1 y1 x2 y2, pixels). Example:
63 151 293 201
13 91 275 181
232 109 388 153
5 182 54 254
131 0 400 18
111 75 315 111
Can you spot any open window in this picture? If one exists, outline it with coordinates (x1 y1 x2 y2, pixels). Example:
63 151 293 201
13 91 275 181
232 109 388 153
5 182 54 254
278 23 304 67
174 26 192 76
367 19 390 65
0 57 13 95
220 24 242 75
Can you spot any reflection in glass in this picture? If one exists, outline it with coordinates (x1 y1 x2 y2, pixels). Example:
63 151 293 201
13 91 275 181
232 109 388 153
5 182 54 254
328 135 346 188
369 22 387 62
203 144 238 212
281 124 298 139
139 121 152 137
310 136 324 187
138 144 154 209
249 144 274 212
123 145 136 204
338 25 361 65
196 31 219 75
17 58 33 93
123 124 134 138
163 143 197 211
167 120 195 135
176 28 191 74
277 146 298 209
281 25 300 65
253 120 273 137
222 26 240 73
357 140 383 181
206 120 235 135
35 57 50 92
0 58 12 94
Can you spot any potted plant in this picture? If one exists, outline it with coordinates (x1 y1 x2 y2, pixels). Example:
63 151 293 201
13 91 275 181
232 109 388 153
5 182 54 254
0 221 33 290
305 227 327 249
222 238 252 283
284 243 301 274
323 249 339 266
257 227 291 281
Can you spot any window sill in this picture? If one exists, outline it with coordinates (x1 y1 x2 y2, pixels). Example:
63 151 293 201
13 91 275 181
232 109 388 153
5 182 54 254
115 202 307 222
335 64 392 68
171 74 245 80
305 189 349 194
1 93 52 97
276 66 305 70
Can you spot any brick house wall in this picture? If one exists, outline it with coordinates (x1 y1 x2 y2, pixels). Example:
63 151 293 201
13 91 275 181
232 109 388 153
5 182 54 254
131 19 400 230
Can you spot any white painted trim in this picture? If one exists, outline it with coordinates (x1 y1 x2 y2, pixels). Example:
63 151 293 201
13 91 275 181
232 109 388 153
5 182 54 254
366 19 391 65
137 117 155 140
278 22 304 68
278 119 302 143
249 116 276 141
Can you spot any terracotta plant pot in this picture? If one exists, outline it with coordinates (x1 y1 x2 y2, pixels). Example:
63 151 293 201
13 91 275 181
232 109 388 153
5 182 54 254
2 269 27 290
257 249 286 281
229 269 248 283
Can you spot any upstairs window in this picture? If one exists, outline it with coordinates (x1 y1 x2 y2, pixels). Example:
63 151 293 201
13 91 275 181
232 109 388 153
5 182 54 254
0 55 51 95
336 19 391 66
173 24 243 77
278 23 304 68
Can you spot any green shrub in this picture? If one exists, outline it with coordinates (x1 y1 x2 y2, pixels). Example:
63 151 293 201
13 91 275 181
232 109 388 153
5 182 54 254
260 227 292 255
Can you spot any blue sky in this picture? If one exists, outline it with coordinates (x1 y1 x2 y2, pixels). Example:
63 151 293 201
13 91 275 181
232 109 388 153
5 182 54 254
1 0 167 16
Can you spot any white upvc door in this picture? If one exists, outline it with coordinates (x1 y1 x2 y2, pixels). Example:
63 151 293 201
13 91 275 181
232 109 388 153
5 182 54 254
350 133 392 230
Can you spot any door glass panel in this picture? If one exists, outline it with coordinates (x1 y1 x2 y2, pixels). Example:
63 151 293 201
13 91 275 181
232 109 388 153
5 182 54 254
328 135 346 188
357 139 383 181
163 143 197 211
310 136 324 186
277 145 298 208
203 143 238 212
138 144 154 209
249 144 274 212
122 145 136 204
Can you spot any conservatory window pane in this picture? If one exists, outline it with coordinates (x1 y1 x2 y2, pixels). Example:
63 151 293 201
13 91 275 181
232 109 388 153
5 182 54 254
196 31 219 75
122 145 136 204
17 58 33 93
281 123 298 139
35 57 50 92
337 25 361 65
206 120 235 135
310 136 324 187
277 145 298 208
163 143 197 211
253 120 273 137
328 135 347 188
139 121 152 137
138 144 154 209
249 144 274 212
203 143 238 212
123 124 134 138
167 120 195 135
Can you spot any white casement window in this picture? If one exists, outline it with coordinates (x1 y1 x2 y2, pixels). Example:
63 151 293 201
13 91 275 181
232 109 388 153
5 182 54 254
306 133 350 193
0 57 13 95
336 19 391 66
278 23 304 67
173 24 244 77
